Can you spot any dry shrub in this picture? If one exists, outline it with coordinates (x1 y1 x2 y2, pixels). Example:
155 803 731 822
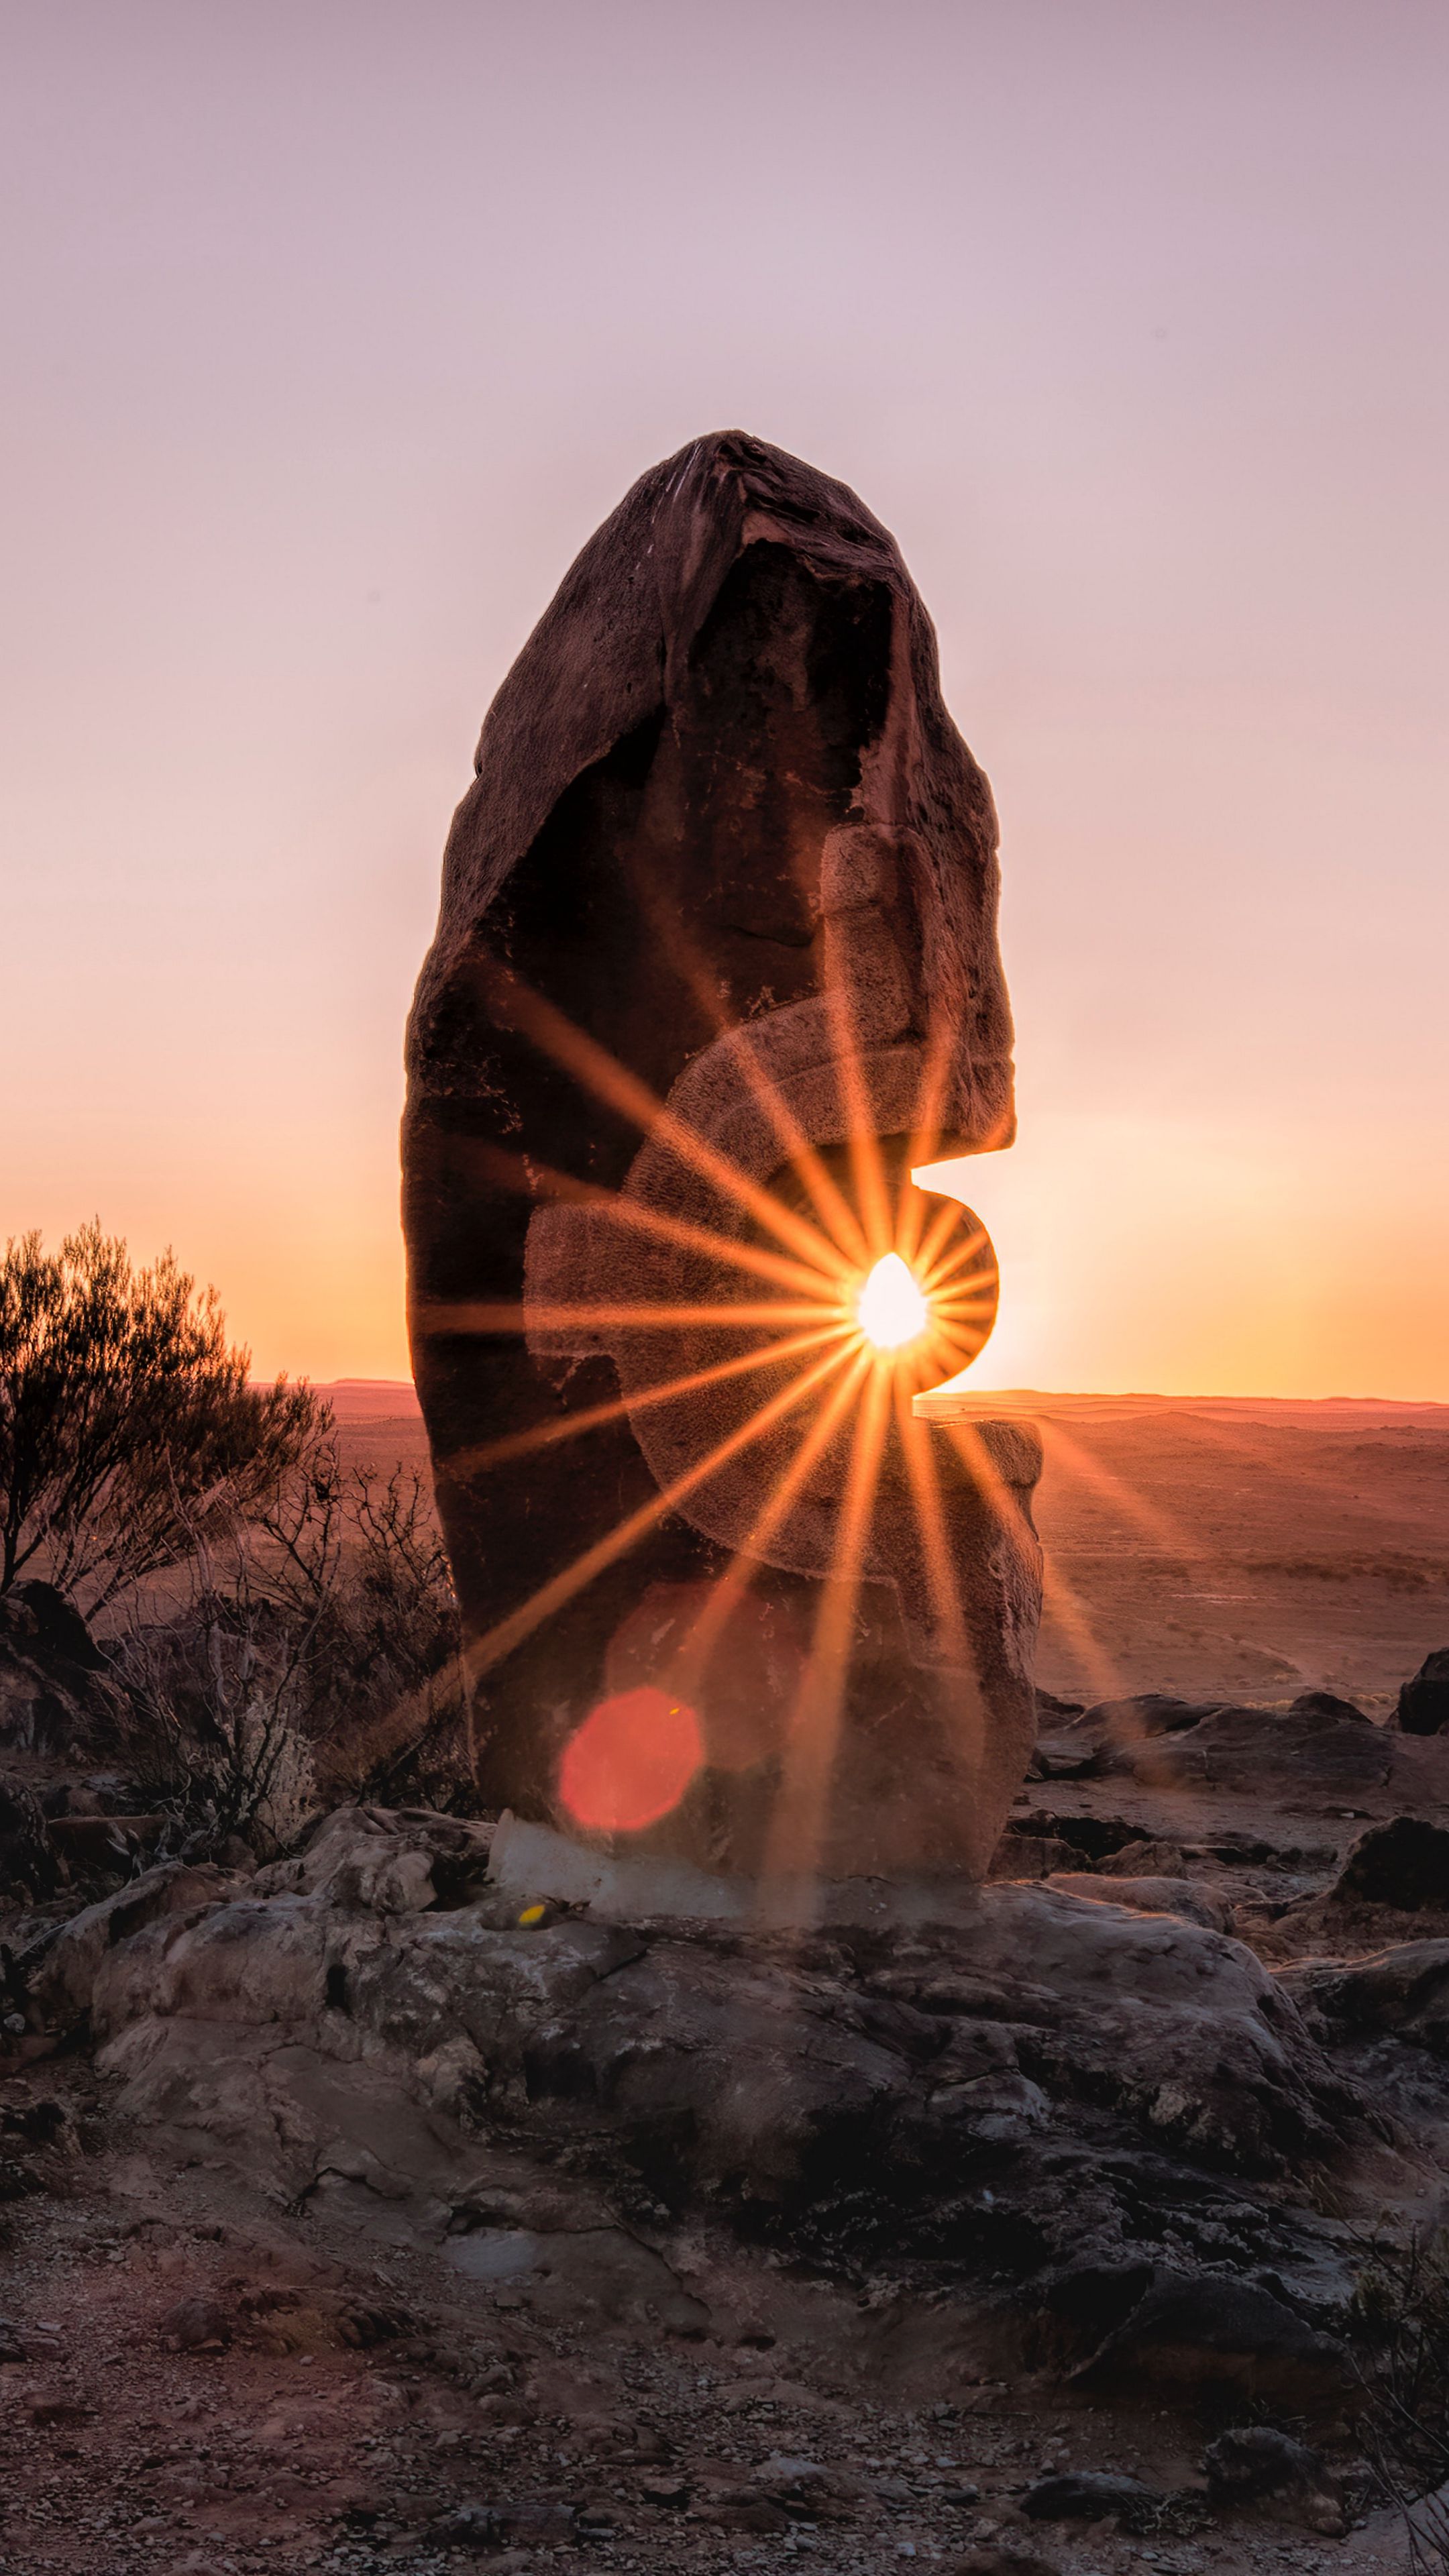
1354 2230 1449 2571
110 1444 467 1853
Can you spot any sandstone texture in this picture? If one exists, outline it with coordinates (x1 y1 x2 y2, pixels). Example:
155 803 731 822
403 430 1040 1881
5 1803 1382 2394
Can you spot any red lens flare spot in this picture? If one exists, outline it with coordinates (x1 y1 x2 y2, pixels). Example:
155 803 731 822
557 1686 704 1833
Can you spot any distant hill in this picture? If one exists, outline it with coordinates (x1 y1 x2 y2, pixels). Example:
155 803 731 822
280 1379 1444 1709
313 1378 421 1420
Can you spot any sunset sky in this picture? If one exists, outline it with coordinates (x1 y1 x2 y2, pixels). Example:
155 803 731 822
4 1 1446 1398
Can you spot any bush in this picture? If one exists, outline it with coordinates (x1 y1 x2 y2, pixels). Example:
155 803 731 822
0 1222 321 1611
111 1446 466 1851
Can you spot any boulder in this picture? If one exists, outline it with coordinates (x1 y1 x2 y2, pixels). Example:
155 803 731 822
1043 1874 1231 1934
2 1582 106 1672
1073 2270 1348 2404
252 1803 494 1913
32 1836 1364 2386
1281 1938 1449 2054
402 428 1042 1882
1099 1702 1393 1798
1020 2470 1163 2528
158 2294 231 2353
1033 1690 1085 1723
1081 1693 1228 1741
1334 1815 1449 1910
0 1584 132 1758
1203 2425 1344 2532
1260 1820 1449 1964
22 1862 243 2031
1097 1838 1188 1878
8 1788 1385 2424
1289 1688 1370 1724
1397 1649 1449 1735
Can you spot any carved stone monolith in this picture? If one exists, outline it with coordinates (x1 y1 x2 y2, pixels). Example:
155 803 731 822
404 431 1041 1886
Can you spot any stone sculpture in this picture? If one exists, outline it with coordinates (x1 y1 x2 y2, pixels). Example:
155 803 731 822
403 431 1042 1883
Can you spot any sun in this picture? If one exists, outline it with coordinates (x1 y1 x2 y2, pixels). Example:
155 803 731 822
856 1251 930 1351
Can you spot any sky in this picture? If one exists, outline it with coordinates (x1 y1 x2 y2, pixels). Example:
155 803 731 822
3 0 1446 1397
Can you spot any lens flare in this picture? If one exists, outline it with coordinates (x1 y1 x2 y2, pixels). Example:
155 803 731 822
557 1686 704 1831
857 1251 928 1350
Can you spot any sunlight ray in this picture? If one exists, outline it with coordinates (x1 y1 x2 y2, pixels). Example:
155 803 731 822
928 1277 999 1318
916 1198 989 1288
708 1021 872 1267
939 1415 1129 1711
1037 1560 1131 1712
920 1232 996 1297
945 1416 1230 1860
623 902 873 1268
461 1336 858 1704
1166 1408 1417 1542
761 1356 894 1897
892 1379 996 1815
893 1373 971 1670
415 1297 849 1337
472 957 858 1279
455 1134 855 1299
1035 1417 1214 1566
666 1346 877 1698
445 1323 847 1478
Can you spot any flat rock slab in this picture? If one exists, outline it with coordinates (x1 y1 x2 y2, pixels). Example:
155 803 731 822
21 1804 1383 2404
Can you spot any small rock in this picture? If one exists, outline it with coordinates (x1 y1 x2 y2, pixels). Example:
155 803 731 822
1045 1872 1230 1933
1074 2269 1347 2403
639 2471 689 2504
1099 1838 1188 1878
29 2393 90 2425
757 2452 830 2495
952 2544 1064 2575
1203 2425 1346 2534
1035 1689 1085 1721
1021 2469 1163 2529
1291 1688 1369 1723
1087 1694 1226 1739
1398 1648 1449 1735
437 2500 578 2546
1334 1816 1449 1910
158 2294 231 2353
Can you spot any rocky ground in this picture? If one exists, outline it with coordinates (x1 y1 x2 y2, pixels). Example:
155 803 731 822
7 1581 1449 2575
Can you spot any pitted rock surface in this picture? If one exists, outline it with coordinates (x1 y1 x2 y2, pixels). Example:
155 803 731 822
21 1803 1380 2403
